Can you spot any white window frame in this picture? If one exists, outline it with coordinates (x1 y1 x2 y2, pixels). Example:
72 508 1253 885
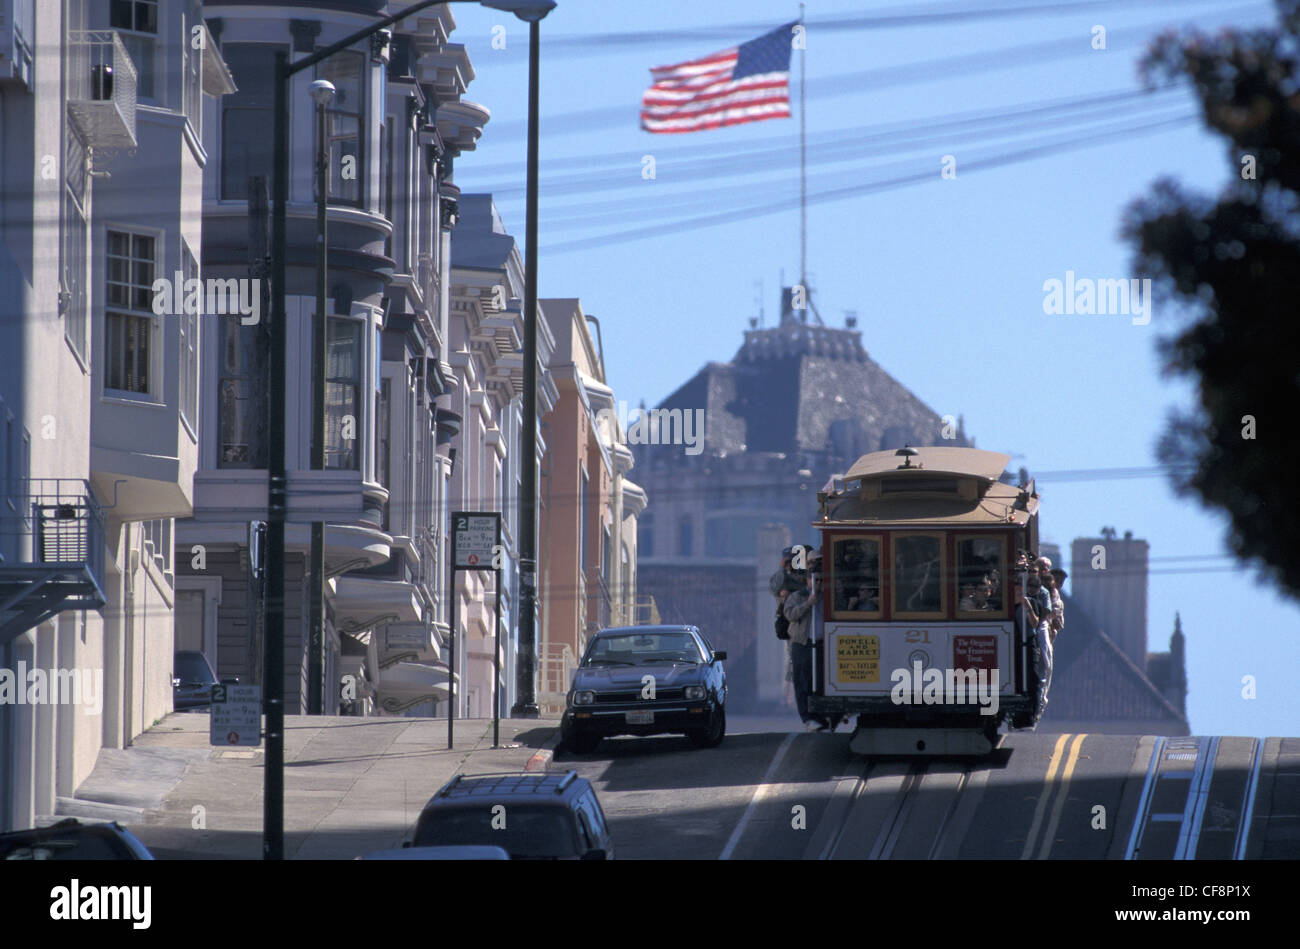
111 0 162 105
178 239 199 436
102 224 164 404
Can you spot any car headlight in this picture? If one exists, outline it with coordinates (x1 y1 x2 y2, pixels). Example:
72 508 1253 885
572 691 595 706
684 686 706 700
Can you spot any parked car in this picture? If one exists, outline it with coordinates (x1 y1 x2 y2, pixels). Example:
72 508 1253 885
359 845 510 860
561 625 727 753
172 650 219 710
411 771 613 860
0 818 154 860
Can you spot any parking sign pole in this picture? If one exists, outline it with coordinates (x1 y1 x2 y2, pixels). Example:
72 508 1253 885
493 516 502 748
448 524 457 751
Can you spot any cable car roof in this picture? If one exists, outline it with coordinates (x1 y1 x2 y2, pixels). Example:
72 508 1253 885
818 446 1038 527
817 481 1038 528
843 446 1010 482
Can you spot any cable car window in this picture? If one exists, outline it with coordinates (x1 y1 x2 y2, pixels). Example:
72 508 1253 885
830 536 881 618
892 533 945 617
956 536 1005 615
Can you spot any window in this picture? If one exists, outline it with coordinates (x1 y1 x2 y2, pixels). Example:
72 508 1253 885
316 50 365 206
63 127 89 360
891 533 946 618
578 469 587 572
639 513 653 557
220 44 284 200
830 535 882 618
105 230 156 395
956 536 1005 616
377 378 390 529
111 0 158 101
179 242 199 429
182 13 203 133
381 118 394 255
3 409 13 506
678 516 693 557
217 318 268 467
325 318 362 470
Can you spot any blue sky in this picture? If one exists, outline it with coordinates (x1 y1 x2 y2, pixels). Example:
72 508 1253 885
444 0 1297 738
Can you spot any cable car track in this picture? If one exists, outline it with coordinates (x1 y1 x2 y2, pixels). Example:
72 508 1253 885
816 758 973 860
1124 735 1262 860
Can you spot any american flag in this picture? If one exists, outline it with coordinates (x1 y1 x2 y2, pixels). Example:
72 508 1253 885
641 22 797 134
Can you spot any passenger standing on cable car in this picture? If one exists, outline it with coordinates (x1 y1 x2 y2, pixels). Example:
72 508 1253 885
783 552 830 733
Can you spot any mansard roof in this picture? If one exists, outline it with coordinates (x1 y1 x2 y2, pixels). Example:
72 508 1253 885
654 319 964 460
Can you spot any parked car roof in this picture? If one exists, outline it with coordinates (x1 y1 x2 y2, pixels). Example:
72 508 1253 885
0 818 154 860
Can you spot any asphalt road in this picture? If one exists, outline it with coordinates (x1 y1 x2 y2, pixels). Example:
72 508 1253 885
553 718 1300 860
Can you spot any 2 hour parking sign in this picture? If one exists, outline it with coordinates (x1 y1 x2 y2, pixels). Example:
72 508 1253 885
453 513 499 570
209 683 262 747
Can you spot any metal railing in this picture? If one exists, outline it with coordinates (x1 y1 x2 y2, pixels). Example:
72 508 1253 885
631 595 661 626
0 479 105 582
538 642 575 715
587 571 611 634
66 30 137 149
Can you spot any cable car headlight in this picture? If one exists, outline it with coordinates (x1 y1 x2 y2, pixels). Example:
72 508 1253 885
684 686 706 700
572 691 595 706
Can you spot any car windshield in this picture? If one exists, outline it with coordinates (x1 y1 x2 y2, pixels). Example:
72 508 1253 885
174 653 215 685
584 632 702 666
414 805 577 858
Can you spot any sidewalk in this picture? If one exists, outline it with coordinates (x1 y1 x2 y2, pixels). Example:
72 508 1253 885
60 713 561 859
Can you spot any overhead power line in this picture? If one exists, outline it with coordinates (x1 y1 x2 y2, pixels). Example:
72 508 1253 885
537 110 1195 254
475 3 1266 140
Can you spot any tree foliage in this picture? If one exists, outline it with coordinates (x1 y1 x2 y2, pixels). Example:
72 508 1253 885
1123 1 1300 601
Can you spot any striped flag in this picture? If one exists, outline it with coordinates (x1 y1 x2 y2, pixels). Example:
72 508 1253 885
641 22 797 134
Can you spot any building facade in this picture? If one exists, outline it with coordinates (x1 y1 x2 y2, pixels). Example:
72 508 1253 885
536 297 645 714
0 0 233 831
174 1 486 717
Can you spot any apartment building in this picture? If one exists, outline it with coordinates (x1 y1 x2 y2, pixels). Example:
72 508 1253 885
441 194 553 718
0 0 233 830
172 1 494 717
536 298 646 714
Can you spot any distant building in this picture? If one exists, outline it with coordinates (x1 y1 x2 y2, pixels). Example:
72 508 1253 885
1070 532 1149 670
1039 532 1188 735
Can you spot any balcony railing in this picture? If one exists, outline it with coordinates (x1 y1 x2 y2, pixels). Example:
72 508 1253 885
0 479 107 643
586 571 611 635
631 595 661 626
66 30 137 149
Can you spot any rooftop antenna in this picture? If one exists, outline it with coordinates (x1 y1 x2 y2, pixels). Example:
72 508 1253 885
753 278 765 328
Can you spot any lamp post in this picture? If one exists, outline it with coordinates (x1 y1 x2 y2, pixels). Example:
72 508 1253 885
265 0 555 860
307 78 334 718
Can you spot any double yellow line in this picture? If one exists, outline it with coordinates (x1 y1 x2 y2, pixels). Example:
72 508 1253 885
1020 733 1087 860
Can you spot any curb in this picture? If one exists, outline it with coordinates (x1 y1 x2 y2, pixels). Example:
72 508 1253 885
525 727 562 772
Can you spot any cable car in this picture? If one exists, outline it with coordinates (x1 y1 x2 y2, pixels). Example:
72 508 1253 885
805 445 1044 755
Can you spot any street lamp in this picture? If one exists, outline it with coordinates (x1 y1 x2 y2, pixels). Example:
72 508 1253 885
307 78 334 718
265 0 555 860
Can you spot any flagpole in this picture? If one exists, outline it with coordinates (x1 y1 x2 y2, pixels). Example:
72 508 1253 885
799 3 807 321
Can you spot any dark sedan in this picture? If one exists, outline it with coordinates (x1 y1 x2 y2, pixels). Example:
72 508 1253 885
172 650 219 711
561 625 726 753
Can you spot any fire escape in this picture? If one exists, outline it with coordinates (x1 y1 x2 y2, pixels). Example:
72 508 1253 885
0 481 107 647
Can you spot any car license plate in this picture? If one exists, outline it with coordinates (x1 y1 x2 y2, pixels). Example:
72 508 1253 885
626 710 653 725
